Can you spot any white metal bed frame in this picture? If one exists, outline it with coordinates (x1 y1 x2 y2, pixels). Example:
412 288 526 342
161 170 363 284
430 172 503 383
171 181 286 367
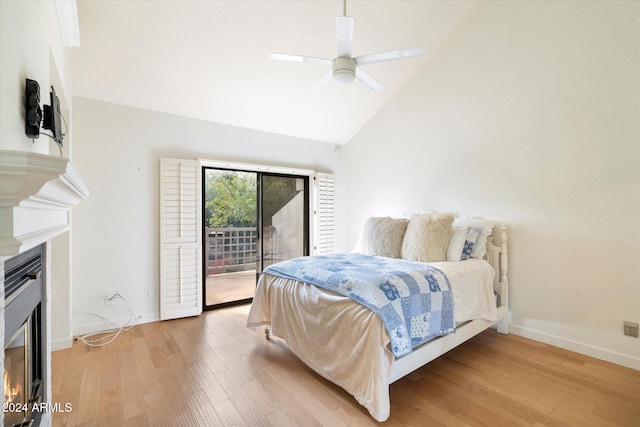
264 224 509 384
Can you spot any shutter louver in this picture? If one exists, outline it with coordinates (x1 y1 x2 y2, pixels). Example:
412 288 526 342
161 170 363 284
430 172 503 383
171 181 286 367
314 173 335 254
160 158 202 320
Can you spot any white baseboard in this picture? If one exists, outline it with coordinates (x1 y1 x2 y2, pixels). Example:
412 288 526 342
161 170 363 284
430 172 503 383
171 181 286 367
51 336 73 351
510 324 640 371
71 312 160 337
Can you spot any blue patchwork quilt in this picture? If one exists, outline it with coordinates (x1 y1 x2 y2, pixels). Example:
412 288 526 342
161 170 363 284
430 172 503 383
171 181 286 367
264 252 455 358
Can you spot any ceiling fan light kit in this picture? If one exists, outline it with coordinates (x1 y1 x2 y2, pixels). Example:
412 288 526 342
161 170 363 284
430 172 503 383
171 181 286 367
270 0 422 92
332 57 356 84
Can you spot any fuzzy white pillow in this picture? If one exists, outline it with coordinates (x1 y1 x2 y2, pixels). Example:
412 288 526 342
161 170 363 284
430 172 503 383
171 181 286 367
401 213 454 262
359 217 408 258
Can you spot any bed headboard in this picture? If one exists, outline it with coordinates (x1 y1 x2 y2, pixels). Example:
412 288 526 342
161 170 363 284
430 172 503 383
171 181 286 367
485 224 509 313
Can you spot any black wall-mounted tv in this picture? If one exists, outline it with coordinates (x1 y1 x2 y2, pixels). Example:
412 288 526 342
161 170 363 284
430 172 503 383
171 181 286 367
43 86 63 148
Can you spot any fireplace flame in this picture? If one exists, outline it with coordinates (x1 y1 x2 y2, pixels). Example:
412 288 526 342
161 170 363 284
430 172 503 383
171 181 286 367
4 370 22 405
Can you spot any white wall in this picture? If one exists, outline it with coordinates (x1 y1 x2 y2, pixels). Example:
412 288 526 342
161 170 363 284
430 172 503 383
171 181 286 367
0 0 72 154
344 1 639 369
71 98 345 335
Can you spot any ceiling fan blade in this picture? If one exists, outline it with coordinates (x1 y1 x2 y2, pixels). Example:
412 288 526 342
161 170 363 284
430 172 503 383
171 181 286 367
305 70 333 92
336 16 354 57
355 67 383 92
355 47 423 66
269 53 332 65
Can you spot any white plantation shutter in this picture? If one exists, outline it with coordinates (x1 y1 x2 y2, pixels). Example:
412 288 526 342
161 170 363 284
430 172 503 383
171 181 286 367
160 158 202 320
313 172 335 254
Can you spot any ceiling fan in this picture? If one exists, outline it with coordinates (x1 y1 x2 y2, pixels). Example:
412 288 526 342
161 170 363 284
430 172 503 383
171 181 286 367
269 0 423 92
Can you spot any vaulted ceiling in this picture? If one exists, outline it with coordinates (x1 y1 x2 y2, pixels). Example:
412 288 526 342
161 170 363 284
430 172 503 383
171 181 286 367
70 1 481 144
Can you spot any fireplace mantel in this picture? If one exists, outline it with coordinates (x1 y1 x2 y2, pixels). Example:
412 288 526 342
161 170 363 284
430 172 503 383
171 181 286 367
0 150 90 256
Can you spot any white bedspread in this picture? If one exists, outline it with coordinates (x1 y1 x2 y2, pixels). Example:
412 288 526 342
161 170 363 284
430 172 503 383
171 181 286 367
246 258 497 421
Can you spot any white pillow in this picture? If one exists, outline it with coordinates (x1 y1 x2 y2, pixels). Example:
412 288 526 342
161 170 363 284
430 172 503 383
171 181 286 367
401 213 454 262
445 226 468 261
359 217 408 258
452 218 494 259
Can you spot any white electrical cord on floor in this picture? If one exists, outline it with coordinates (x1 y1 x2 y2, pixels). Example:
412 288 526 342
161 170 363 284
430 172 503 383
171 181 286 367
73 293 139 347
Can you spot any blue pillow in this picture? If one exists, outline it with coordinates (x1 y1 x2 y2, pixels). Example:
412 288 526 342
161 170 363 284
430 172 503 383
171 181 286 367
461 227 483 260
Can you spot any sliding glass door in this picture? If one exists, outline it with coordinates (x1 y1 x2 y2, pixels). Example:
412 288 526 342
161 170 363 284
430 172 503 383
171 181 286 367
203 169 257 307
203 168 308 308
260 174 309 271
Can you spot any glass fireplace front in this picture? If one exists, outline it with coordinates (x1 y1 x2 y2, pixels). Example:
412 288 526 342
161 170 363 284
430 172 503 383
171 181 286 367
4 319 31 427
3 244 45 427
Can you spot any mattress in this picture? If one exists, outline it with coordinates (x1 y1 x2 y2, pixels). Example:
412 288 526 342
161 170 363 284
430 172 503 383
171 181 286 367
247 258 498 421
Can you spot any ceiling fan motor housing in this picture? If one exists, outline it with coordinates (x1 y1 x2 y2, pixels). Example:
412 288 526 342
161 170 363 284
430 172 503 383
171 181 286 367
332 57 356 84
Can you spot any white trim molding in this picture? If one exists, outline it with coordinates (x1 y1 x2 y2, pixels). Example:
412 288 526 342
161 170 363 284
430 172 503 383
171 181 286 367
199 158 315 177
54 0 81 47
510 324 640 371
0 150 89 256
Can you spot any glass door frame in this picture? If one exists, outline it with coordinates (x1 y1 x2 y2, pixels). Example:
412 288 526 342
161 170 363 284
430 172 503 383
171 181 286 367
201 166 310 311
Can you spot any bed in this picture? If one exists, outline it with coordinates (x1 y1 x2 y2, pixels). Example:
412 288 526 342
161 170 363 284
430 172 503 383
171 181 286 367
247 216 509 422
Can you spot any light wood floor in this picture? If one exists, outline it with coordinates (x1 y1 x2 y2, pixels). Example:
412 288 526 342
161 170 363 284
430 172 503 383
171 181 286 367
51 304 640 426
206 271 256 306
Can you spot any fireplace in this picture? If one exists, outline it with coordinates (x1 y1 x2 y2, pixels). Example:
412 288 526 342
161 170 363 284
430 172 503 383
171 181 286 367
3 245 45 427
0 150 89 427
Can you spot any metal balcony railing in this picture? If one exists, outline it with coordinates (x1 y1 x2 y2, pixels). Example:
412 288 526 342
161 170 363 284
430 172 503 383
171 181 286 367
205 227 258 275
